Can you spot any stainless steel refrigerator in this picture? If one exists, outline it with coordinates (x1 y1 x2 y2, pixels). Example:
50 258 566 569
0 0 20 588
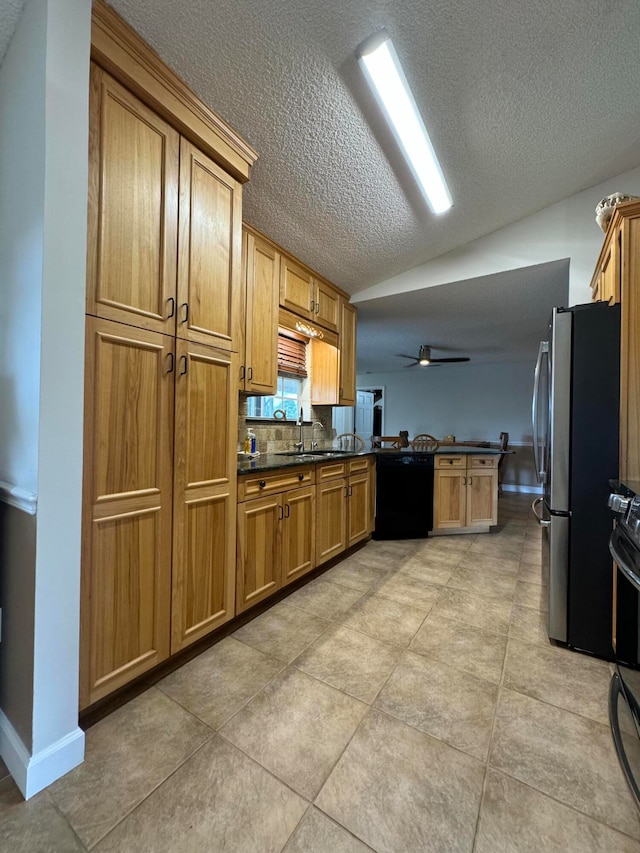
531 302 620 658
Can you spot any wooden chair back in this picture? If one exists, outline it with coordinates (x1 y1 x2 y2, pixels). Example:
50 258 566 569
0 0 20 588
370 435 405 449
411 433 440 451
336 433 365 452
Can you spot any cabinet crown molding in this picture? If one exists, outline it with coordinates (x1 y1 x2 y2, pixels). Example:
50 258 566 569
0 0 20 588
92 0 258 183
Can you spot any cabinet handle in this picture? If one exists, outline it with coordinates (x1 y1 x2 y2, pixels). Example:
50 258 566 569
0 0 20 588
240 365 246 380
166 352 175 374
315 302 320 315
298 473 304 481
167 297 175 318
463 476 467 485
248 367 253 380
179 355 188 375
259 480 266 489
468 476 473 485
310 299 315 312
278 504 283 520
285 503 290 518
181 302 189 323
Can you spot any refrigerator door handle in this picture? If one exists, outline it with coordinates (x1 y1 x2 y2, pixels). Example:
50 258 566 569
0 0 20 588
532 340 549 484
531 496 551 527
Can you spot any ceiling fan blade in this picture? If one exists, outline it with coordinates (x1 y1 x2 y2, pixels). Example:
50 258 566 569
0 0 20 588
429 357 470 363
395 354 418 360
403 362 419 367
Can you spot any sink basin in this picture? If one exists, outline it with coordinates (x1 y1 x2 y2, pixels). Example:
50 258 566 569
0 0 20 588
275 450 352 458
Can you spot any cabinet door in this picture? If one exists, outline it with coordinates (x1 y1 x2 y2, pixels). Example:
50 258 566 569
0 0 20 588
280 256 313 319
600 227 621 305
244 231 279 394
281 486 316 586
87 64 179 334
338 299 357 406
172 340 238 652
348 470 370 547
466 470 499 527
81 318 174 708
237 495 281 612
316 478 348 565
434 470 466 529
314 278 340 332
177 138 242 351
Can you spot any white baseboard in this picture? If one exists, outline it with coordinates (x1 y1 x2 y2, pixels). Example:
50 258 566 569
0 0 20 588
0 708 84 799
502 484 542 495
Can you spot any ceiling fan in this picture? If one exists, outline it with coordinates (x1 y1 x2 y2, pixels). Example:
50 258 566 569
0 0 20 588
396 345 471 367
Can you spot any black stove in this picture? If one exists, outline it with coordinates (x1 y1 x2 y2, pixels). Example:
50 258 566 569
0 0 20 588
609 482 640 810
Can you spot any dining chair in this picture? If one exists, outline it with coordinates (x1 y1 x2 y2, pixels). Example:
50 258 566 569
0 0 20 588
336 432 365 451
411 433 440 451
497 431 509 493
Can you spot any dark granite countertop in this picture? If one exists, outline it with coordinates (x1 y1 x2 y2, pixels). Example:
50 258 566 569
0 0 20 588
237 445 506 474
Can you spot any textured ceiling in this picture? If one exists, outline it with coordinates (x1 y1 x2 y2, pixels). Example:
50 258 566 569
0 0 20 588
0 0 28 65
355 261 569 373
110 0 640 295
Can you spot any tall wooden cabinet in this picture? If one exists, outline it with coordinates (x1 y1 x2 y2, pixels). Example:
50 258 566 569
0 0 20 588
338 299 357 406
81 3 256 709
591 201 640 482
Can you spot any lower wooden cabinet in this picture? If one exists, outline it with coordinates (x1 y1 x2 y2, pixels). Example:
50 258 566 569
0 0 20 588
81 318 238 707
316 477 348 566
236 485 315 613
434 455 498 531
316 458 373 565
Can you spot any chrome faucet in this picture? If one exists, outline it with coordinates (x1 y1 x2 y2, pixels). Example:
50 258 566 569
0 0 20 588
294 407 305 452
311 421 324 450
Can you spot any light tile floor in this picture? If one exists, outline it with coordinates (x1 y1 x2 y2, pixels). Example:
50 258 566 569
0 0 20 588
2 495 640 851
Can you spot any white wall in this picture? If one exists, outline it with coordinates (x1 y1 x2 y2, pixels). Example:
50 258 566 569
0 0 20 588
0 0 91 799
353 166 640 309
357 360 534 443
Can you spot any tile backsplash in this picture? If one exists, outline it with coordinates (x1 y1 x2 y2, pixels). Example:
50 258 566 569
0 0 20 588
238 396 334 453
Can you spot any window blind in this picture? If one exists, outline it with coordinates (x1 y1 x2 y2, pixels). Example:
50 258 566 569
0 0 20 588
278 334 307 377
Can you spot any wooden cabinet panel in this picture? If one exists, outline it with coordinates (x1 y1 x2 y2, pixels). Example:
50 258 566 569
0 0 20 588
597 228 621 305
466 470 498 527
81 317 174 708
434 470 466 529
87 65 179 333
338 299 357 406
348 471 370 547
177 138 242 351
281 486 316 586
316 477 348 565
280 256 313 318
172 339 237 652
243 231 279 393
468 455 498 470
435 455 466 469
314 278 340 332
236 495 281 613
316 460 347 483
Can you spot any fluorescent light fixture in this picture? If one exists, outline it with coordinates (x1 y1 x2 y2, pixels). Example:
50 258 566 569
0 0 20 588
357 30 452 215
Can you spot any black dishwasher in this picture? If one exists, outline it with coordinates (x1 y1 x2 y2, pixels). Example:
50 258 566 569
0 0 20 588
374 453 434 540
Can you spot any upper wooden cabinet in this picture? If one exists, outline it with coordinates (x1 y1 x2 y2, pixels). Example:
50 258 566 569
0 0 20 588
87 64 243 353
279 257 342 332
241 229 280 394
338 299 357 406
280 256 314 319
87 65 179 334
177 139 243 351
314 278 340 332
591 223 621 306
593 200 640 483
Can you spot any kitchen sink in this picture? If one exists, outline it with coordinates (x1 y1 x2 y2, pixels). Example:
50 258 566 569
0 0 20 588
275 450 351 458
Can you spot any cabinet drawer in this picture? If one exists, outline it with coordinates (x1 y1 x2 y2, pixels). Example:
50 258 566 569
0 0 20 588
238 465 314 499
435 455 466 469
468 455 498 470
348 456 370 474
316 460 348 482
